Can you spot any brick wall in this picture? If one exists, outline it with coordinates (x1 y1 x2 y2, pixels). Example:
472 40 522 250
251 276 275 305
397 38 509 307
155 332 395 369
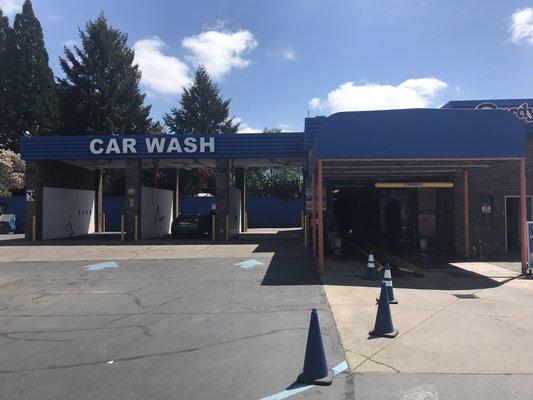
124 159 141 240
454 137 533 256
215 158 229 240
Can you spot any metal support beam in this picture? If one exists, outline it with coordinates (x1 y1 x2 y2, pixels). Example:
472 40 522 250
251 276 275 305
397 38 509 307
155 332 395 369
520 159 528 274
318 160 324 275
464 169 469 258
312 171 317 256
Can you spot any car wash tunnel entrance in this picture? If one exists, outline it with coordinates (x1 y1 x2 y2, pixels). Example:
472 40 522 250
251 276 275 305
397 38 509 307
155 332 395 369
308 108 529 274
19 102 531 273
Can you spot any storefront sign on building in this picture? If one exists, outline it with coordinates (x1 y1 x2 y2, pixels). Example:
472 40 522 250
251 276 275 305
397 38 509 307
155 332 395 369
375 182 454 189
475 102 533 124
89 136 216 155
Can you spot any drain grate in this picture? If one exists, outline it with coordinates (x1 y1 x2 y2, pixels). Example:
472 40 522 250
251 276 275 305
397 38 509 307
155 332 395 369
453 293 479 299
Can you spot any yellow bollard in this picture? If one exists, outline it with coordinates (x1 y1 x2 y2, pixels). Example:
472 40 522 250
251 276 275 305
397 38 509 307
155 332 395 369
32 215 36 242
120 215 125 242
102 213 106 232
304 214 308 247
134 214 139 241
225 214 229 241
212 214 216 242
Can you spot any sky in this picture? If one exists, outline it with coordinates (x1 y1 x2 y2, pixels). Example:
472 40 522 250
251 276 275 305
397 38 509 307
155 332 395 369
1 0 532 132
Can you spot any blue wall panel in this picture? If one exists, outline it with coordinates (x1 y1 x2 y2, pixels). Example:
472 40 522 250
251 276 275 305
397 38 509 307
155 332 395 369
0 196 26 232
103 196 125 231
247 196 302 228
102 195 301 229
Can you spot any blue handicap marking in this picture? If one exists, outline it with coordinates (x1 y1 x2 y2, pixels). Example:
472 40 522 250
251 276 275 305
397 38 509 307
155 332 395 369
82 261 119 271
234 259 265 269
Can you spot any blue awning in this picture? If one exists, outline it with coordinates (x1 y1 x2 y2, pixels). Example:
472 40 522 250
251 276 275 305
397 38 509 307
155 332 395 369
311 108 526 161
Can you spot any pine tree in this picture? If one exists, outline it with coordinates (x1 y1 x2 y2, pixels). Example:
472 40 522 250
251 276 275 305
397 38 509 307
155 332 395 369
58 13 153 135
10 0 59 145
0 8 16 150
164 66 239 134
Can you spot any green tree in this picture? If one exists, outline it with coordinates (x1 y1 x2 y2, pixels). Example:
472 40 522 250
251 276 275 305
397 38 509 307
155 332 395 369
0 8 15 151
58 13 153 135
246 128 303 199
1 1 59 151
163 66 239 134
164 66 239 195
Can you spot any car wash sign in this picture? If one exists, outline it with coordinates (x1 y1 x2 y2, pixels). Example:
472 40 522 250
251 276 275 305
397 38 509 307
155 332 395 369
475 102 533 124
89 136 215 156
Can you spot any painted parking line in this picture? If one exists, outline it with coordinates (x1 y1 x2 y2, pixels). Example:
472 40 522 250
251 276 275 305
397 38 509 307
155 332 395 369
82 261 119 271
259 360 348 400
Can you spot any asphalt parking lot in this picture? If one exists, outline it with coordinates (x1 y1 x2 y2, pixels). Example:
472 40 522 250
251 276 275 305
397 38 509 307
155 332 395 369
0 246 347 399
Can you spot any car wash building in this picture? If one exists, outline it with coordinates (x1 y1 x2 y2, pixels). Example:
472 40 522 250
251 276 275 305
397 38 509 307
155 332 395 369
20 99 532 273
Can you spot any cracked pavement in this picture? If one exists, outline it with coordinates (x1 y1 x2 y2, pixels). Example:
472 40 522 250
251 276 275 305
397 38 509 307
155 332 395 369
0 240 348 400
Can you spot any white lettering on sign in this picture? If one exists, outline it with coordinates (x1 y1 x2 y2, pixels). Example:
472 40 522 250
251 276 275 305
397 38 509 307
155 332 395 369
184 137 198 153
89 139 104 154
167 137 183 153
200 137 215 152
89 136 216 155
145 137 165 153
475 102 533 124
123 138 137 154
106 139 121 154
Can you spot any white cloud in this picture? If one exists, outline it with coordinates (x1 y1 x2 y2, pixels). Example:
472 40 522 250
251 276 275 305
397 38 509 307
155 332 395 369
0 0 23 17
277 123 292 131
266 46 297 61
133 37 191 96
281 48 296 61
182 29 258 80
510 8 533 45
234 117 262 134
47 13 63 21
308 77 448 114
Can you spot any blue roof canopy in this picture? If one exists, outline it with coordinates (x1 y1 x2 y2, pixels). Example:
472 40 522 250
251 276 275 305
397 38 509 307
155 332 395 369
311 108 526 161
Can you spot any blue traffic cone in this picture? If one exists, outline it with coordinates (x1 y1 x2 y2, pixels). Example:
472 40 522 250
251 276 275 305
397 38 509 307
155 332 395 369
364 251 378 280
297 309 333 386
369 282 399 338
376 263 398 304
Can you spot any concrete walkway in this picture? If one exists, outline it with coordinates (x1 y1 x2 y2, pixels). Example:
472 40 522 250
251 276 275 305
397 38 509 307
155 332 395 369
0 229 306 262
323 258 533 374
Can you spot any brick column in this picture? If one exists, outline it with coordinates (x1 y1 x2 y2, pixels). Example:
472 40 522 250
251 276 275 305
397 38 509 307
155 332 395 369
125 159 142 241
215 158 230 241
24 161 43 241
174 168 180 219
235 167 246 232
95 169 104 232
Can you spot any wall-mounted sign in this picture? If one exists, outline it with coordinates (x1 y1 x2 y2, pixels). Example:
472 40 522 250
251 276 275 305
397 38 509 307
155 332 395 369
375 182 454 189
481 205 492 214
475 102 533 124
26 190 35 202
89 136 216 155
